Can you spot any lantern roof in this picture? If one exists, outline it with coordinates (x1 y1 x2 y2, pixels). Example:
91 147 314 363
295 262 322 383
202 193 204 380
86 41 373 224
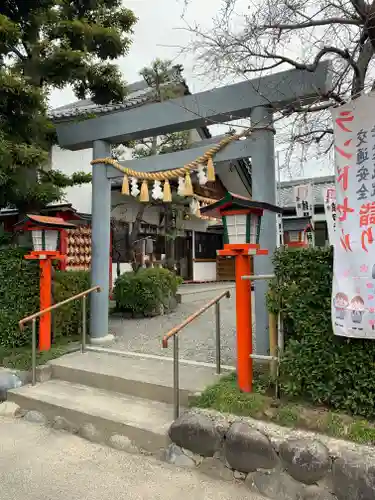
200 192 283 219
14 214 77 230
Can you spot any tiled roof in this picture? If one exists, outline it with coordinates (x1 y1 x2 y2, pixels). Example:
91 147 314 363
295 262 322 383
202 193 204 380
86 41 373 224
49 67 187 121
49 88 155 120
15 214 76 229
278 175 335 207
27 214 68 225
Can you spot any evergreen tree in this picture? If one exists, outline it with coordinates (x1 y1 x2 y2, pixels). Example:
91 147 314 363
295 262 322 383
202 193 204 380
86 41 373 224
0 0 137 211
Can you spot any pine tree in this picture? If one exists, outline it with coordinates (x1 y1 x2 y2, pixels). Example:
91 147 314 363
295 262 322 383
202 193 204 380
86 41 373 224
0 0 137 211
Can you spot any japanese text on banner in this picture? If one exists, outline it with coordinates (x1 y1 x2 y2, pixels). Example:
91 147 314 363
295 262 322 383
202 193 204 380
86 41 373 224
323 187 336 245
331 94 375 339
294 184 313 218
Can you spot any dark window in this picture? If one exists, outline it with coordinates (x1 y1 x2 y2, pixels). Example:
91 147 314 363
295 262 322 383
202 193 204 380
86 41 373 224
195 232 223 259
314 221 328 247
111 222 130 263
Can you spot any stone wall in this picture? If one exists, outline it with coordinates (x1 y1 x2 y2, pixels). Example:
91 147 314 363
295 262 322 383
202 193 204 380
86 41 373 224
167 408 375 500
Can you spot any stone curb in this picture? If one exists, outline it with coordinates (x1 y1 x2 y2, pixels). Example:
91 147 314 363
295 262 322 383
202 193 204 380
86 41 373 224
167 408 375 500
13 408 150 457
0 365 53 403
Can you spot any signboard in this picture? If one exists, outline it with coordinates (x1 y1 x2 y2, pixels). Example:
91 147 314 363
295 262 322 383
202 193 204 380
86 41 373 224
276 212 284 247
331 93 375 339
304 222 314 247
323 187 337 245
294 184 313 217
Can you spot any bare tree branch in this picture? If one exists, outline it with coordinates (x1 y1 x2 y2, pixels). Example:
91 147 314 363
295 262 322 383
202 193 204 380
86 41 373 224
292 128 334 140
351 0 368 19
263 17 362 30
180 0 375 175
243 61 284 73
262 46 360 78
9 46 26 60
352 39 374 94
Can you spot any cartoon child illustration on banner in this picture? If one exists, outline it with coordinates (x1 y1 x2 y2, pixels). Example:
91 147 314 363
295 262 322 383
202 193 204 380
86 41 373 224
349 295 365 324
333 292 349 320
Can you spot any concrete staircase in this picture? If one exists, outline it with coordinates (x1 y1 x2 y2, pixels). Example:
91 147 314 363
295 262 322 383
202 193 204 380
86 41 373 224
7 350 223 454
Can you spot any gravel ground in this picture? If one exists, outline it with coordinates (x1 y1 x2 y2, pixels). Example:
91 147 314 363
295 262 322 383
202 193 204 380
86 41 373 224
110 285 256 366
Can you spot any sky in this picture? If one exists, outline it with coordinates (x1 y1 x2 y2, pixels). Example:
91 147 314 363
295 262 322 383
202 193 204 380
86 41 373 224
49 0 333 181
49 0 219 109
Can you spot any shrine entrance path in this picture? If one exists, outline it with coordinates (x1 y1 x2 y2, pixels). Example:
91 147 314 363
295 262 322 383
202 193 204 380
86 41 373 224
110 283 256 365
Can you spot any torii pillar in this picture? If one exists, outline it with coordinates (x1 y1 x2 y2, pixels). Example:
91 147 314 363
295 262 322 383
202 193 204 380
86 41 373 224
90 140 114 344
250 106 276 355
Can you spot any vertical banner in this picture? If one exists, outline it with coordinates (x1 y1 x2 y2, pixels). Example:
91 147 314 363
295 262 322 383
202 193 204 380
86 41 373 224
331 94 375 338
294 183 314 246
276 212 284 247
323 187 337 245
294 184 313 217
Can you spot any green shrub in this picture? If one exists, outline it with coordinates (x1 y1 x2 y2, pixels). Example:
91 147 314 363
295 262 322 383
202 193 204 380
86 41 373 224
53 270 90 339
0 248 90 348
114 267 182 316
0 248 39 348
268 247 375 419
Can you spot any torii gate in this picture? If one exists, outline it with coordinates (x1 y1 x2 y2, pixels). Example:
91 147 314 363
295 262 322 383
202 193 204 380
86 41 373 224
54 62 331 353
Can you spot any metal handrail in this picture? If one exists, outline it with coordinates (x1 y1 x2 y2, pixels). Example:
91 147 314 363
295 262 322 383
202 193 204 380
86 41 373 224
19 286 101 386
162 289 231 419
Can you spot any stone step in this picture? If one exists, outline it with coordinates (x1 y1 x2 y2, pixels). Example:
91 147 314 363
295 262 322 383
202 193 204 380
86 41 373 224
48 350 222 406
7 379 172 454
178 283 235 297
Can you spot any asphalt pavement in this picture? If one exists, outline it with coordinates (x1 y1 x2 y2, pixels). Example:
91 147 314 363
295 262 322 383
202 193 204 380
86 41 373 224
0 416 267 500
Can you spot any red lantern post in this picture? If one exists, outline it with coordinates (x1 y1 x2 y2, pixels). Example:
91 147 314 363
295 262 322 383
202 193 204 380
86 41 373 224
201 193 282 393
15 215 76 351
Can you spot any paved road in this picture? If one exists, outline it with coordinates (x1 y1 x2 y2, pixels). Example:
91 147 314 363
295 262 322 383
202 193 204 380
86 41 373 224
110 284 257 366
0 417 266 500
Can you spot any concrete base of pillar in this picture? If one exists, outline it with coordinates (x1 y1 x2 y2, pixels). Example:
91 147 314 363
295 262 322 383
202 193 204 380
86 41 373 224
89 334 114 345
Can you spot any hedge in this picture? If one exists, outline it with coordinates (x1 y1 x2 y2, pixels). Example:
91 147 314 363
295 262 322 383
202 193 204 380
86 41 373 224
268 247 375 419
114 267 182 316
53 270 90 339
0 248 90 348
0 248 40 348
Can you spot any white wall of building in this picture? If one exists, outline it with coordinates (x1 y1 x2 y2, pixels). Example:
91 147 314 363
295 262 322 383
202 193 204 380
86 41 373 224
51 145 93 213
216 161 250 198
111 262 132 287
111 259 217 284
193 261 216 281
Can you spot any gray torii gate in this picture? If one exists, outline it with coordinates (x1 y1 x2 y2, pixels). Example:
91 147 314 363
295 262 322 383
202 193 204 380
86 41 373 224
54 62 331 353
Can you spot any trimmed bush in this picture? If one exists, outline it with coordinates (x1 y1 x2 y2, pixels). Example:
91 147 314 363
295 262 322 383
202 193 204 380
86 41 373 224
114 267 182 316
53 270 90 339
0 248 90 348
268 247 375 419
0 248 39 348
